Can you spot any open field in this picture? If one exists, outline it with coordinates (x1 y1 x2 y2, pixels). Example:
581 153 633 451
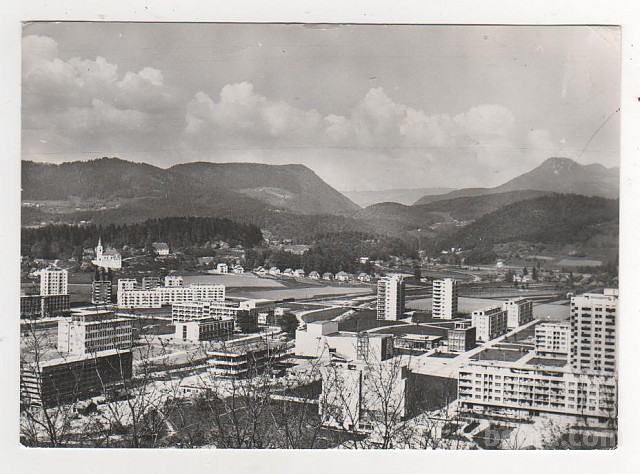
337 309 406 332
182 273 285 288
232 286 373 301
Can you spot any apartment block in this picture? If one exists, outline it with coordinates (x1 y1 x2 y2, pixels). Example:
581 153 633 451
535 322 570 357
376 274 405 321
502 297 533 328
141 276 162 290
20 294 70 319
117 280 225 308
569 289 618 376
58 310 133 355
206 340 286 378
20 350 133 407
39 267 68 296
164 275 184 287
171 298 273 323
448 321 477 353
458 360 617 422
91 280 112 305
472 306 508 342
174 317 235 343
432 278 458 319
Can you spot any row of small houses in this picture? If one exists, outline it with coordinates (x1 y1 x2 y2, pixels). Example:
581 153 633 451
252 266 373 283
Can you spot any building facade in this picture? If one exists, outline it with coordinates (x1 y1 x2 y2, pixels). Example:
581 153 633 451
448 321 477 353
376 274 405 321
58 310 133 354
535 322 570 357
569 290 618 376
432 278 458 319
458 361 617 422
117 281 225 308
502 298 534 328
20 294 70 319
164 275 184 287
39 267 68 296
174 317 235 343
20 350 133 407
471 306 508 342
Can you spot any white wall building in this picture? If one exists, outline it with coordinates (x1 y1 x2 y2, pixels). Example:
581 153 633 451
164 275 184 287
91 238 122 270
216 263 229 274
535 322 571 357
459 360 617 421
39 267 68 296
432 278 458 319
58 310 133 355
502 297 534 328
472 305 508 342
570 289 618 376
117 281 225 309
376 274 405 321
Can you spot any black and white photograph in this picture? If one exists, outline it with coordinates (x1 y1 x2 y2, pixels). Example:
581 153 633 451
11 16 628 455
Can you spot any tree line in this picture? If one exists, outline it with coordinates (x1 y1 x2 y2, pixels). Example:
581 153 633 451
21 217 264 260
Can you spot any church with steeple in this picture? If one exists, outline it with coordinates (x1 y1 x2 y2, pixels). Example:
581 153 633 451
91 237 122 270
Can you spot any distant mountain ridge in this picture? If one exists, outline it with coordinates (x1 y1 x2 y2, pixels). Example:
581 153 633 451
344 187 454 207
414 157 619 205
22 157 360 217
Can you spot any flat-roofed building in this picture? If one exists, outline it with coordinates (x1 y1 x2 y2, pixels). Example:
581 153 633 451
164 275 184 287
141 276 162 290
458 360 617 422
432 278 458 319
376 274 405 321
502 297 533 328
58 310 133 355
20 294 70 319
117 281 225 308
20 350 133 407
174 317 235 343
172 298 273 323
294 320 394 362
535 322 570 357
472 305 508 342
448 321 476 353
570 289 618 376
39 267 68 296
320 359 416 432
206 339 286 378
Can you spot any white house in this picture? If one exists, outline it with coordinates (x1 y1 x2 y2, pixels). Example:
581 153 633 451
232 265 244 274
216 263 229 274
152 242 170 256
283 268 294 277
269 267 281 276
308 271 320 280
335 271 351 282
322 272 334 281
293 269 305 278
357 273 371 283
254 266 267 276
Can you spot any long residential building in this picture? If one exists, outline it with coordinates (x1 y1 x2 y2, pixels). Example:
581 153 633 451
207 339 286 378
20 350 133 407
569 289 618 376
376 274 405 321
502 297 533 328
174 317 235 343
20 294 70 319
117 280 225 308
432 278 458 319
458 360 617 422
471 305 508 342
171 298 274 322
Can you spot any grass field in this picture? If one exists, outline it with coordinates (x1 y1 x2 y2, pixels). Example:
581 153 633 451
337 309 406 332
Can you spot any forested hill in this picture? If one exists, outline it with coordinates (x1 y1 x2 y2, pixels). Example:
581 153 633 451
21 217 264 259
443 194 619 249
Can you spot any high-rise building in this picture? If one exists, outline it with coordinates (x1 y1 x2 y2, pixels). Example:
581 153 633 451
471 305 508 342
432 278 458 319
91 267 113 305
376 274 405 321
502 297 533 328
570 289 618 376
165 275 184 287
141 276 162 290
39 267 68 296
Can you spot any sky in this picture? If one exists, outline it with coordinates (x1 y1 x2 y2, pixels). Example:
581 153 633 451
21 23 620 191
